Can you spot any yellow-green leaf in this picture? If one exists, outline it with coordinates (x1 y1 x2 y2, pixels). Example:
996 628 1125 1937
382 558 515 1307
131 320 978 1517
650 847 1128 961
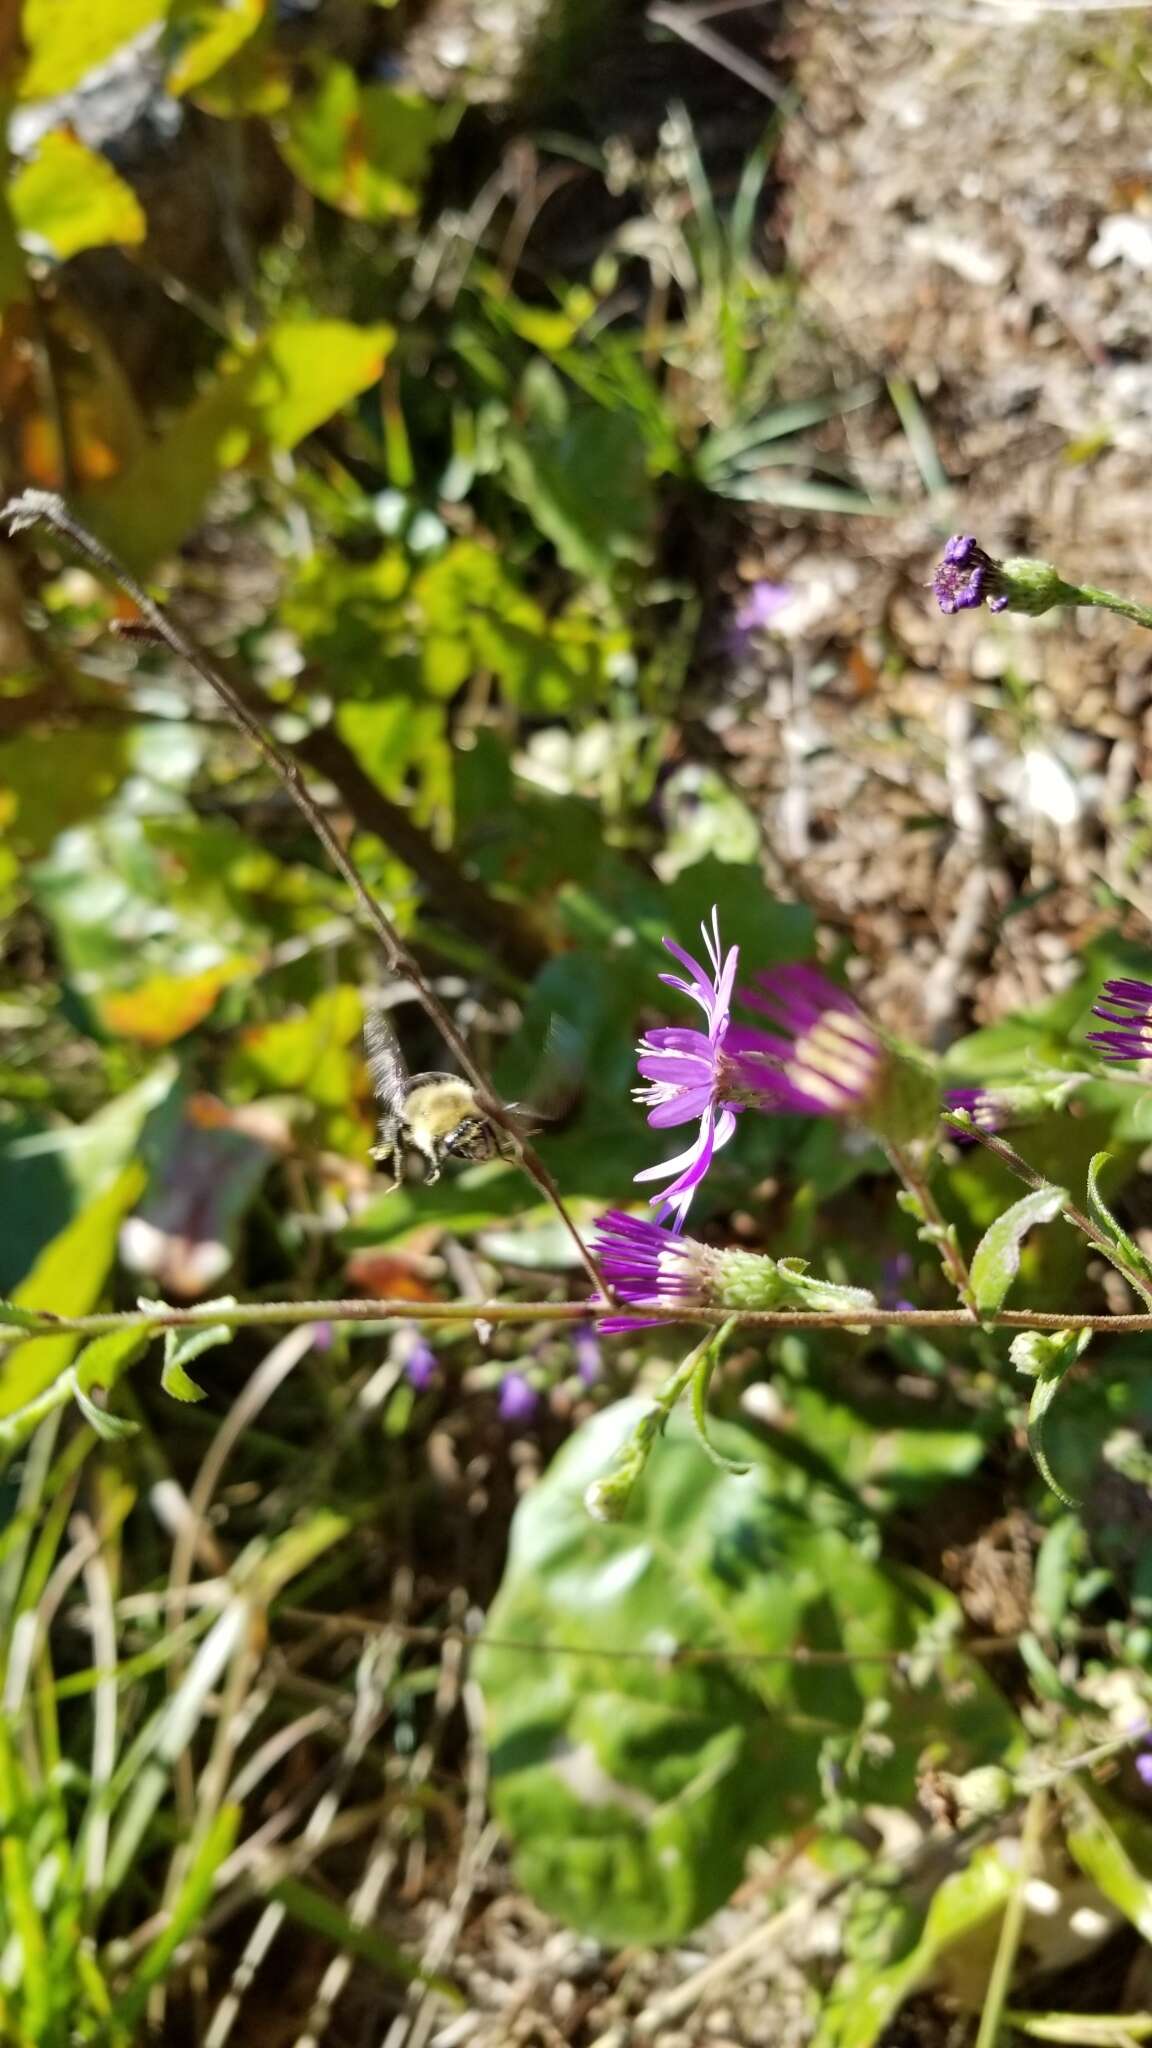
0 1166 146 1415
10 131 146 261
275 61 453 221
79 318 393 571
19 0 169 103
164 0 266 94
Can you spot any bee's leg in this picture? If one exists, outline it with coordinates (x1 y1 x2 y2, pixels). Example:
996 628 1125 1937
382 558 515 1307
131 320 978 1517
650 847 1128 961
412 1133 442 1185
369 1134 403 1195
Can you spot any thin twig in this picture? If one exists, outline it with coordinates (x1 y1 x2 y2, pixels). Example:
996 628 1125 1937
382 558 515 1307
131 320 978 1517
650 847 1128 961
0 491 600 1296
887 1143 979 1315
282 1607 1114 1669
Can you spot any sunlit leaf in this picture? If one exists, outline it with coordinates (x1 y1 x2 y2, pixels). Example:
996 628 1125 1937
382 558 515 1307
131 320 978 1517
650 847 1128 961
501 360 655 584
813 1846 1015 2048
73 1382 141 1440
0 725 131 856
0 1165 146 1415
275 61 455 220
79 319 394 570
18 0 167 101
98 960 254 1046
1065 1784 1152 1941
969 1185 1068 1315
478 1400 1017 1945
161 1315 234 1402
10 131 146 261
164 0 266 94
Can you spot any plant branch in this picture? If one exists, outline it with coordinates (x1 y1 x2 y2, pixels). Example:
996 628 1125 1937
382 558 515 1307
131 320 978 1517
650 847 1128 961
942 1111 1152 1306
0 490 600 1295
9 1298 1152 1344
887 1142 978 1314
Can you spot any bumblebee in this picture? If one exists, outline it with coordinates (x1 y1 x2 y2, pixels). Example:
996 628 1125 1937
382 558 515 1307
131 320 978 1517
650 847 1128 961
364 1010 541 1190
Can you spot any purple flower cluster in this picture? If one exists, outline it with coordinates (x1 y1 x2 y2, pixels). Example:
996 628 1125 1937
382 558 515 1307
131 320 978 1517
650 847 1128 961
932 535 1009 617
1088 979 1152 1063
633 910 886 1231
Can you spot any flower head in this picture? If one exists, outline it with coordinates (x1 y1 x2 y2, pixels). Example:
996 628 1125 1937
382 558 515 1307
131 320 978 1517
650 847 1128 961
404 1334 437 1391
632 908 742 1230
932 534 1009 616
592 1210 716 1332
729 964 886 1117
1088 979 1152 1063
932 535 1078 619
591 1209 877 1333
498 1369 540 1427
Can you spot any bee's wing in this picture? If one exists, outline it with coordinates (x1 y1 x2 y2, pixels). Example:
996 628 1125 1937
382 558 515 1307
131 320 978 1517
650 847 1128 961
508 1015 585 1128
363 1006 409 1118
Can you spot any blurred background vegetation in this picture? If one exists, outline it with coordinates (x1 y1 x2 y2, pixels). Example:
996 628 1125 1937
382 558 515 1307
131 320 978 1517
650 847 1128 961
7 1 1152 2042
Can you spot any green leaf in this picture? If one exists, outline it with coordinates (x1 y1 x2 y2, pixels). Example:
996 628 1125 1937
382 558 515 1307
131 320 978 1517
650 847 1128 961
501 360 655 584
477 1400 1014 1945
10 130 146 261
164 0 266 94
0 1166 146 1416
969 1185 1067 1314
813 1846 1016 2048
1087 1151 1152 1280
79 319 394 571
161 1314 234 1403
275 61 454 219
18 0 167 100
72 1383 140 1441
1065 1784 1152 1941
74 1323 153 1396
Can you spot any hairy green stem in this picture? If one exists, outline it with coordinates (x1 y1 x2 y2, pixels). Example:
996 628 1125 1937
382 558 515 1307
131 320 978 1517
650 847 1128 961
1070 582 1152 633
9 1298 1152 1345
887 1143 979 1314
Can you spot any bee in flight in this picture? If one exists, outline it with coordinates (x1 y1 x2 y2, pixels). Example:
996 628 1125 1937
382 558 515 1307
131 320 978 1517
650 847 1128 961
364 1009 576 1191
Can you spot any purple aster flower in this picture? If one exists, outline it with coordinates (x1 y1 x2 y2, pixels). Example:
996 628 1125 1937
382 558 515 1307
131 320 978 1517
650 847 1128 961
592 1210 718 1333
404 1334 437 1391
572 1323 602 1385
1137 1746 1152 1789
498 1369 540 1427
732 580 792 639
729 964 887 1118
1088 979 1152 1063
632 907 743 1231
